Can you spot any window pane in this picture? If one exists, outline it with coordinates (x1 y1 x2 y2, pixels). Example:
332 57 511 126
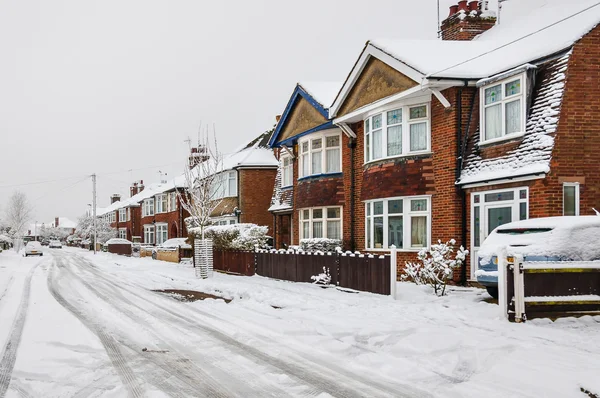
520 189 527 199
505 79 521 96
388 199 403 214
409 123 427 151
326 136 339 148
302 154 309 176
387 109 402 125
484 191 514 202
366 217 371 248
373 201 384 215
327 220 341 240
228 176 236 196
374 217 384 248
366 202 371 216
411 199 427 212
372 129 382 159
302 142 309 152
312 139 322 150
303 221 310 239
312 152 322 174
327 208 340 219
387 126 402 156
303 209 310 219
366 134 371 162
411 216 427 248
409 105 427 119
474 206 481 247
520 202 527 220
313 221 323 238
372 114 382 129
313 209 323 219
474 194 480 204
484 84 502 104
505 99 521 134
484 104 502 140
487 207 512 234
563 186 576 216
326 148 340 172
365 119 370 133
388 216 403 248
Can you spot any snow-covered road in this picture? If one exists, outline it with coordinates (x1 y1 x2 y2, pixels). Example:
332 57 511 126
0 247 599 397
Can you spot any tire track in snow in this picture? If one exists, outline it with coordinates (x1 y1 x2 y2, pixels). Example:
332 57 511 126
0 259 43 397
47 260 145 398
0 275 15 307
71 252 431 398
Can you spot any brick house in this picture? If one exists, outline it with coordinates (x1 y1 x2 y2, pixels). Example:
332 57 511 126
268 82 345 248
277 0 600 283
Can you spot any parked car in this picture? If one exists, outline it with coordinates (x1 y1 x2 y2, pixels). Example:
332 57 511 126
41 239 50 246
49 240 62 249
24 241 43 257
476 216 600 298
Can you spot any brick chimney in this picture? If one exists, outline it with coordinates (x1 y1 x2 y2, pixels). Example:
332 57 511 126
138 180 144 193
55 217 59 227
110 193 121 204
130 180 144 197
188 146 209 169
440 0 496 41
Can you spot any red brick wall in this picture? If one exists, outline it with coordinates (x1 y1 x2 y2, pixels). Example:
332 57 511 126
440 14 496 41
239 168 278 235
295 176 344 208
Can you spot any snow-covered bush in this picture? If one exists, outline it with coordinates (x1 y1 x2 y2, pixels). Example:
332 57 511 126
402 239 468 296
300 238 342 253
74 214 117 244
190 223 268 251
311 266 332 285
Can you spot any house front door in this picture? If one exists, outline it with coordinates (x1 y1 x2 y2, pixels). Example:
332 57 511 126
280 214 291 249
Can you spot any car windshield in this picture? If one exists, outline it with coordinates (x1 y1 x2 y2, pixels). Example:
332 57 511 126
496 227 553 235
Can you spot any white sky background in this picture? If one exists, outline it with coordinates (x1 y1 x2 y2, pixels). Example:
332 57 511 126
0 0 498 224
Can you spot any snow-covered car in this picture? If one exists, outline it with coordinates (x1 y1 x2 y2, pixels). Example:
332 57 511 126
152 238 192 260
41 239 50 246
476 216 600 298
49 240 62 249
24 241 44 257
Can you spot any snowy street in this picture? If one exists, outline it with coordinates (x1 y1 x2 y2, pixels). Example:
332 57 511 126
0 248 599 397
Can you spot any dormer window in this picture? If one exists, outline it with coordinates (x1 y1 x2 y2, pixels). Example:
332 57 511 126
481 75 525 143
364 103 430 163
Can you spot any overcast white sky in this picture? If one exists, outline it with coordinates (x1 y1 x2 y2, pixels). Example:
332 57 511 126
0 0 498 225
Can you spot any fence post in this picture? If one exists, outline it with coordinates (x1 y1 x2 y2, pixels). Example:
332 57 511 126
513 254 526 323
498 246 508 320
390 245 397 299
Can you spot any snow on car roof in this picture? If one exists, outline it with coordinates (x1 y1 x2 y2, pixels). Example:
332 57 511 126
159 238 191 249
494 216 600 230
105 238 132 245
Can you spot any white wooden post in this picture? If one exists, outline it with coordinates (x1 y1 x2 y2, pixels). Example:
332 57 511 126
513 254 526 322
497 246 508 320
390 245 397 299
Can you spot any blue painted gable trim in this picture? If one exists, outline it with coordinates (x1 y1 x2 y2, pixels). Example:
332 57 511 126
268 84 330 148
273 121 334 148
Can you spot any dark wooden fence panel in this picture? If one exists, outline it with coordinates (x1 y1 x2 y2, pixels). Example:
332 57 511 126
339 254 391 295
524 269 600 297
295 253 339 285
256 251 296 282
213 250 255 276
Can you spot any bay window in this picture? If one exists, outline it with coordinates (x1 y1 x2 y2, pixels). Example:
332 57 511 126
365 103 430 162
299 206 342 240
210 171 238 200
142 198 155 217
282 155 293 187
481 75 525 143
156 223 168 245
365 196 430 250
298 131 341 178
143 225 155 244
169 192 177 212
156 194 167 213
119 208 127 223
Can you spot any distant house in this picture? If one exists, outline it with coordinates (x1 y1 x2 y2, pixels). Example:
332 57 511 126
25 216 77 240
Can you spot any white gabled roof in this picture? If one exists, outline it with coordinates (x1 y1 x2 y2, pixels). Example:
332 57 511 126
298 81 341 109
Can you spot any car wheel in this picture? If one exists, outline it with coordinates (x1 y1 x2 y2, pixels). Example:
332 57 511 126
40 253 44 256
486 286 499 299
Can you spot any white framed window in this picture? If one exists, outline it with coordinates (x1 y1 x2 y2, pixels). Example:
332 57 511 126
209 171 238 200
228 171 237 196
119 208 127 223
298 131 341 178
156 194 167 214
169 192 177 212
282 155 293 187
143 225 155 244
156 223 168 244
142 198 155 217
364 103 430 163
480 74 526 143
127 207 131 221
299 206 342 240
365 196 431 250
118 228 127 239
212 217 237 226
109 211 116 223
563 183 580 216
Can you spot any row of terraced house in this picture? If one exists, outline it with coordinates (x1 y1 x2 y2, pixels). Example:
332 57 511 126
98 1 600 284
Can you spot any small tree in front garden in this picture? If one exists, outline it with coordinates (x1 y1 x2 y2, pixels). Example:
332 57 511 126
402 239 468 296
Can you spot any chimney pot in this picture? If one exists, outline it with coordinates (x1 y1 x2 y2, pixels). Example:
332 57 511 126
468 0 478 11
449 4 459 16
457 0 468 12
275 115 282 123
55 217 59 227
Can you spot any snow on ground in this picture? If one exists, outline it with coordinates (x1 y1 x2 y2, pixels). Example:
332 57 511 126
0 247 599 397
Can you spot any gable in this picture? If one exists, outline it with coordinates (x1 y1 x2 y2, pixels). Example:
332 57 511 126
275 96 328 145
337 57 418 117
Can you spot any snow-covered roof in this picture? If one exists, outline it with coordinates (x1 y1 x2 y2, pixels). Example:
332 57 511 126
371 0 600 79
268 162 293 212
53 217 77 229
97 179 181 216
458 51 570 185
298 81 340 109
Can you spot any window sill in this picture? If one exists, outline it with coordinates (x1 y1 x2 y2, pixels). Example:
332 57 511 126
298 172 343 182
281 185 293 190
366 248 426 253
479 132 525 147
363 152 432 167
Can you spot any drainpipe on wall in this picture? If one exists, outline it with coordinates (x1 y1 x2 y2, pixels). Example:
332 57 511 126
348 136 357 251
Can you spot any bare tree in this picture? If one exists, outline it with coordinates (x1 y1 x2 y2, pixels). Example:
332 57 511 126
5 191 33 249
178 127 224 240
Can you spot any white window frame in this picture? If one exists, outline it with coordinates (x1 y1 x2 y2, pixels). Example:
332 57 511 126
156 223 168 245
119 208 127 223
143 225 155 244
563 183 580 216
281 155 293 187
364 103 430 164
210 171 238 200
298 131 342 179
169 192 177 212
127 207 131 221
480 73 526 144
364 196 431 251
211 216 237 226
298 206 342 240
156 194 167 214
118 228 127 239
142 198 155 217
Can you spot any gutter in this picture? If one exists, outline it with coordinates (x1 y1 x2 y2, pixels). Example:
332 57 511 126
348 136 356 251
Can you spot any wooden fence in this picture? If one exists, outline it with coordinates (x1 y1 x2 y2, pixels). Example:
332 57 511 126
504 255 600 321
214 249 396 296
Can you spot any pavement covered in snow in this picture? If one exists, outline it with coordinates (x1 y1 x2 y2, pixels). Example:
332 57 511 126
0 247 599 397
